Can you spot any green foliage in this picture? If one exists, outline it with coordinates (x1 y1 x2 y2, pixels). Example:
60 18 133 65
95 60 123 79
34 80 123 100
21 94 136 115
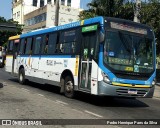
0 17 23 46
140 1 160 54
79 0 133 20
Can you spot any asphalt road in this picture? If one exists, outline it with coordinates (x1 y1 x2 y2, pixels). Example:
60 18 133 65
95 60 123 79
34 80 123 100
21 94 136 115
0 68 160 128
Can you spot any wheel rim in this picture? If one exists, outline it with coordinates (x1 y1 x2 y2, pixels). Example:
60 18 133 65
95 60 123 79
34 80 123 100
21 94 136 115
65 81 73 93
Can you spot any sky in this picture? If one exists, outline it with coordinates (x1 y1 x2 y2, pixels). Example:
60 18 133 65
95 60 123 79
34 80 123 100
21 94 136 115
0 0 91 20
0 0 12 20
80 0 92 9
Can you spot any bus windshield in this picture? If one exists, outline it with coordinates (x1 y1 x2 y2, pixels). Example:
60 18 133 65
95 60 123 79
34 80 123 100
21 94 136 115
103 30 154 74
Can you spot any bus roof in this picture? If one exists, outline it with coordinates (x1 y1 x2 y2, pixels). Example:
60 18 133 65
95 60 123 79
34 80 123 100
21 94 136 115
9 35 20 40
20 16 104 38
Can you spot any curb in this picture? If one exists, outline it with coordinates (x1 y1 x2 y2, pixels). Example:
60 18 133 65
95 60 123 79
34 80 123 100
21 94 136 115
154 85 160 99
156 84 160 87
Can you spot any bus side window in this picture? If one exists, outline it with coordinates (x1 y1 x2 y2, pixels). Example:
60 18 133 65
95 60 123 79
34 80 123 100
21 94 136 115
25 37 33 55
60 42 76 54
33 36 41 55
48 33 57 54
8 40 14 54
59 29 78 54
19 39 26 54
13 39 20 56
44 35 49 54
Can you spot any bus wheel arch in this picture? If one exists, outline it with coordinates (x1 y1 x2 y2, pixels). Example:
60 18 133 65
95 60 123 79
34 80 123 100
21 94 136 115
18 66 26 85
60 70 75 98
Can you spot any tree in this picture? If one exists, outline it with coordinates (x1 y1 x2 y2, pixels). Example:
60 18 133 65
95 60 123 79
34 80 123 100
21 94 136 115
0 17 23 46
79 0 133 20
140 0 160 54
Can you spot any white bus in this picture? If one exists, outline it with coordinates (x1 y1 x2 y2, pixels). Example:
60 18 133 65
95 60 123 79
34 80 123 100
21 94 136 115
6 17 156 98
0 46 5 68
0 46 3 67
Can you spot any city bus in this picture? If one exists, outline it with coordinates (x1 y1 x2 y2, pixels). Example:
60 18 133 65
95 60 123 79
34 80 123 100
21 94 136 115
5 35 20 74
0 46 4 68
5 16 156 98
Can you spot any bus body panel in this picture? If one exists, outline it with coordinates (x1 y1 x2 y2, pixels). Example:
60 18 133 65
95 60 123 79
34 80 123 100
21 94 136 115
17 55 79 87
91 60 98 95
5 55 13 72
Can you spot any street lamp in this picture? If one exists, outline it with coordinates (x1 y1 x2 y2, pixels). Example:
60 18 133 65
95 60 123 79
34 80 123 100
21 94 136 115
134 0 141 23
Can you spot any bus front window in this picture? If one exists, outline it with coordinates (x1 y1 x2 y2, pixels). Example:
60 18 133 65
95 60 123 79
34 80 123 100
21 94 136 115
103 31 154 74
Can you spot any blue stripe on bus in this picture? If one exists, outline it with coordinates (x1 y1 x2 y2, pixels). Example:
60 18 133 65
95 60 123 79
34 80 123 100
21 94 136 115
98 44 155 85
17 55 76 58
20 16 104 38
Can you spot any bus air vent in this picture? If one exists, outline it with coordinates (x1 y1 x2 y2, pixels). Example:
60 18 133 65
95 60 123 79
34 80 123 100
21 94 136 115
116 88 147 97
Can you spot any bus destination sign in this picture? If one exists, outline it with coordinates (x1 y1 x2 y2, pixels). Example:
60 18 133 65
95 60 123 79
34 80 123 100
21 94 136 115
110 22 147 35
82 25 98 33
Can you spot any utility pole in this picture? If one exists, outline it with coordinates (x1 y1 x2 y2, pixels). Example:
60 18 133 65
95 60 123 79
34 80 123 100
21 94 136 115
55 0 59 26
134 0 141 23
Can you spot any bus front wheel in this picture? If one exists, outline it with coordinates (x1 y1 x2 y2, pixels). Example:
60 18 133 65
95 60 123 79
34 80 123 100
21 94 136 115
18 68 26 85
64 76 74 98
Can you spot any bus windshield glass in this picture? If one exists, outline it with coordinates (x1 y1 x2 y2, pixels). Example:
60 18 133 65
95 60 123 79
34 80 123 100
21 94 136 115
103 30 154 74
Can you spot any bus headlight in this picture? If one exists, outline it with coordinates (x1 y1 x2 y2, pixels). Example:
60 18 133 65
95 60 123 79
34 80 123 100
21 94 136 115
152 79 156 86
101 71 111 84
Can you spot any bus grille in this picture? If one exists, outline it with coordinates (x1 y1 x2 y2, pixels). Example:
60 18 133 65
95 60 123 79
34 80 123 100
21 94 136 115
116 88 147 97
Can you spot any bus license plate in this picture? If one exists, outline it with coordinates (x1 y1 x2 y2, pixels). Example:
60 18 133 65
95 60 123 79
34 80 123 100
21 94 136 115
128 90 137 94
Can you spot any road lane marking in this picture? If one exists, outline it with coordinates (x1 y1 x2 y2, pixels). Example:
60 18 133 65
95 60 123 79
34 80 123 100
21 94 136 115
38 94 44 97
72 109 83 114
55 100 68 105
21 88 30 92
2 82 7 86
84 110 103 118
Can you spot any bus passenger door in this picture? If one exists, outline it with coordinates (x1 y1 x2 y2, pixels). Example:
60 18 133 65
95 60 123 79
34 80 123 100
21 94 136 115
80 32 97 91
12 39 20 74
5 40 14 72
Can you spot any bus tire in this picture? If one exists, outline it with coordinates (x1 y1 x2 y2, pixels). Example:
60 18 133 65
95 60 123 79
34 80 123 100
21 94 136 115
18 68 26 85
64 76 74 98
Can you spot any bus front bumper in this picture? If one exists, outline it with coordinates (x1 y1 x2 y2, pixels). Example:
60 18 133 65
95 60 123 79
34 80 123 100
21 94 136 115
98 81 155 98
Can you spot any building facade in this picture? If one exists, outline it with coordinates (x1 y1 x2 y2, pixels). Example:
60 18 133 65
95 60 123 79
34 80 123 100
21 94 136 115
12 0 82 32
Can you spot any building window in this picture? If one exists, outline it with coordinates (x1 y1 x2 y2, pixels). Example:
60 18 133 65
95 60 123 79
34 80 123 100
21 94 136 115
33 0 37 6
25 13 46 27
40 0 44 7
17 11 20 19
67 0 71 6
13 13 16 19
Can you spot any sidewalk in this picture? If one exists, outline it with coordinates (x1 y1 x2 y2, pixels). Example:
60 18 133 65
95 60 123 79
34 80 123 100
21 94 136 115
154 84 160 98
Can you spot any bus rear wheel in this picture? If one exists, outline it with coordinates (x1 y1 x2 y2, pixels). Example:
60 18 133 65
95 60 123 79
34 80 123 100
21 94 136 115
18 68 26 85
64 76 74 98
